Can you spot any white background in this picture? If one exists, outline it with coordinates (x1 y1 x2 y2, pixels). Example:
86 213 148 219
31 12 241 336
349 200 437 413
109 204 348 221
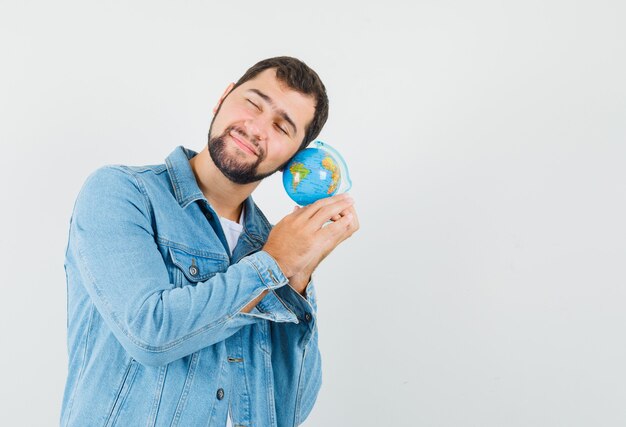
2 1 626 425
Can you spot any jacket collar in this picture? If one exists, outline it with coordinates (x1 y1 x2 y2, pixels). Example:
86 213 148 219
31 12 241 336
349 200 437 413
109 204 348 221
165 145 272 243
165 145 205 209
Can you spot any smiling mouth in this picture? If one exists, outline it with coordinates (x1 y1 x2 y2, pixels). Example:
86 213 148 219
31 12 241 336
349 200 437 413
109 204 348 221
229 130 259 156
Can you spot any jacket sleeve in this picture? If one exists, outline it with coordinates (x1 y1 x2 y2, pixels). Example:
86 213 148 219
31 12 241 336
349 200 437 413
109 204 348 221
270 281 322 426
68 166 298 367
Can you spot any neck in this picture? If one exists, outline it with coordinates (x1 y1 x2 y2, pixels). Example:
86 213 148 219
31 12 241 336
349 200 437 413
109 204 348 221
189 146 260 222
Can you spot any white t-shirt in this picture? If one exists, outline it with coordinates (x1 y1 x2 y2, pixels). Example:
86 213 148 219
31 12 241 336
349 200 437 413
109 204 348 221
218 207 244 427
218 207 244 256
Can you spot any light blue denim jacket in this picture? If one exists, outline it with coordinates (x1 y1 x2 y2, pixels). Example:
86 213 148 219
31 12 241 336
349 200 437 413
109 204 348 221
61 146 321 427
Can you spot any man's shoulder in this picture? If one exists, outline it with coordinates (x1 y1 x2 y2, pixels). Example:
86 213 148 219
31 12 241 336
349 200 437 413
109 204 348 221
85 162 168 188
77 162 172 210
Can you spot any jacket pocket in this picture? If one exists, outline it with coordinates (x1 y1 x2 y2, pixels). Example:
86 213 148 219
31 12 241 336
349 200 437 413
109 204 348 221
168 246 229 285
105 358 139 427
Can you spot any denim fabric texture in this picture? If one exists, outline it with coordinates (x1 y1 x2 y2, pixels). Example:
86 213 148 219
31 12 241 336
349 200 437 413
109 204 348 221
61 146 321 427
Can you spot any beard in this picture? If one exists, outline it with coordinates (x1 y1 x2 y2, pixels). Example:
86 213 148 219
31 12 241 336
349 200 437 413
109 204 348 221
208 124 279 184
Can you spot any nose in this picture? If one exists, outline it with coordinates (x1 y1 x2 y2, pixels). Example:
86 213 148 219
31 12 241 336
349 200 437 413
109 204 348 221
244 116 269 142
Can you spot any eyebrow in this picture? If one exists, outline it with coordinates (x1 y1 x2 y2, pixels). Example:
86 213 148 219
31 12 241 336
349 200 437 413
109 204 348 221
247 89 298 135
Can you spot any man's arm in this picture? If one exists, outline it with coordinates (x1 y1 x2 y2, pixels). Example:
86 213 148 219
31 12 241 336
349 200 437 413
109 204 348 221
68 166 299 366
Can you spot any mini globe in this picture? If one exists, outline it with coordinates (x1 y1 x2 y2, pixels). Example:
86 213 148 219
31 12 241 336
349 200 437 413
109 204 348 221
282 141 352 206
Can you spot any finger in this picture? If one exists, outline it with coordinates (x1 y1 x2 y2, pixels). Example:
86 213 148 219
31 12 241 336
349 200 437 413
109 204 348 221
298 193 352 218
318 211 355 243
309 197 354 229
324 206 359 241
343 206 359 230
330 205 354 222
336 205 355 217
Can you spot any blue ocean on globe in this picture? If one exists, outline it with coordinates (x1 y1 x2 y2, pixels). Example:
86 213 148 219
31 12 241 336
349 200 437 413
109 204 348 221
282 147 342 206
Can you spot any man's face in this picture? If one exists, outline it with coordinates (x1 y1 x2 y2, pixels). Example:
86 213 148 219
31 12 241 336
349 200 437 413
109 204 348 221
208 68 316 184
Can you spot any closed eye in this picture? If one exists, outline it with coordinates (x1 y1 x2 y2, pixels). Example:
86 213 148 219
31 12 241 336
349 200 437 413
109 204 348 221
275 123 288 135
247 99 260 110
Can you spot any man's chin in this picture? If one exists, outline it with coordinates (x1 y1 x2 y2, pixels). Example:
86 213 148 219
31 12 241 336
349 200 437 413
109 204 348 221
222 170 263 185
223 167 279 185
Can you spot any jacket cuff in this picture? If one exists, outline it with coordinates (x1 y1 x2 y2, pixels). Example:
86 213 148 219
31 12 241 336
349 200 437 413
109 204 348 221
273 279 318 347
238 251 298 323
275 279 318 321
241 250 288 290
249 251 319 317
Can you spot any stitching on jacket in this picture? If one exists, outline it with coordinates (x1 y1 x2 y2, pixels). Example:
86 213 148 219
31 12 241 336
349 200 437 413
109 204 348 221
63 304 95 426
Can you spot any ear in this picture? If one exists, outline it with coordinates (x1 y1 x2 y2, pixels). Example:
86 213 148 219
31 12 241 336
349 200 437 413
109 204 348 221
213 82 235 114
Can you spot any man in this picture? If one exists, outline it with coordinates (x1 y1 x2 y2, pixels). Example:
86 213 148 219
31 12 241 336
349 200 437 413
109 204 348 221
60 56 359 427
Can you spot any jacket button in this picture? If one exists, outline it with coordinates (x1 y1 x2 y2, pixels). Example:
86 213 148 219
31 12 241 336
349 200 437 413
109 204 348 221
189 265 198 276
304 313 312 322
216 388 225 400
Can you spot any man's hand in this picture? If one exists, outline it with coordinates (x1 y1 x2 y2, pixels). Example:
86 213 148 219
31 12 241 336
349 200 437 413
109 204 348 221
263 193 360 294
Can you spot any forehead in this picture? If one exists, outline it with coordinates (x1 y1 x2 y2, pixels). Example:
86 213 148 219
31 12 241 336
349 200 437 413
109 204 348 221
234 68 316 132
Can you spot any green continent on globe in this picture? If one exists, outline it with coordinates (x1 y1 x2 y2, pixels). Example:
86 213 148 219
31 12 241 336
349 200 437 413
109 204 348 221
289 162 311 191
322 156 340 194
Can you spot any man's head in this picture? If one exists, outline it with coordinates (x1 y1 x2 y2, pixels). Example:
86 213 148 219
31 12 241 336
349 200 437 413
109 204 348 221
207 56 329 185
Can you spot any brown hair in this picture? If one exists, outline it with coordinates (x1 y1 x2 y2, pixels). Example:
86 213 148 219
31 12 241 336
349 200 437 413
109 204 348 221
233 56 329 152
